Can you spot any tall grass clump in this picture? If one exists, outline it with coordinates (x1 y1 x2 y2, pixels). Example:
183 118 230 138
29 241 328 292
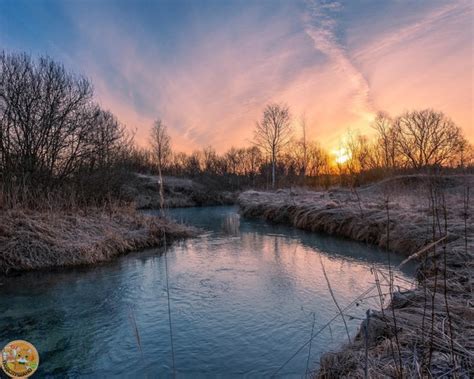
0 199 194 274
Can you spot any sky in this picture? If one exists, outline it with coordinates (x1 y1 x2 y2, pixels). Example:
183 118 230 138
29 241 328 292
1 0 472 152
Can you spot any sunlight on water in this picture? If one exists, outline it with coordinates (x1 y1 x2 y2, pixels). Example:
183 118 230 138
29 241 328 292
0 206 415 377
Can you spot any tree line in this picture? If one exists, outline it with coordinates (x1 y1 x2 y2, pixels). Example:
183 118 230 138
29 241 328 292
0 51 133 203
1 51 472 203
148 105 472 189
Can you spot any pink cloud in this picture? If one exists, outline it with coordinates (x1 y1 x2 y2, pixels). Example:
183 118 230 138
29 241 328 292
65 0 472 152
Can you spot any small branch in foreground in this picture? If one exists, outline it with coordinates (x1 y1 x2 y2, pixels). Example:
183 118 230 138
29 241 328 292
305 312 316 378
441 193 455 367
364 309 370 379
384 195 403 377
128 306 144 359
319 256 351 344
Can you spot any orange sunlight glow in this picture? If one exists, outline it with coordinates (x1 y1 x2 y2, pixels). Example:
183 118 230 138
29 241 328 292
61 0 472 152
333 147 351 165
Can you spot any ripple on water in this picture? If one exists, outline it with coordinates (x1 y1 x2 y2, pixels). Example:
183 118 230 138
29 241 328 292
0 206 416 377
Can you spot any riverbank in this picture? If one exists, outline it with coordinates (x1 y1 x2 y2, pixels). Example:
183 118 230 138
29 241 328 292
122 173 237 209
0 206 195 274
238 175 473 377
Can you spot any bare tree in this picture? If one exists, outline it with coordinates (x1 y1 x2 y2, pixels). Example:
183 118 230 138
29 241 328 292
87 109 129 170
371 111 397 169
344 129 371 174
254 103 292 188
150 119 171 172
225 147 239 175
169 152 188 176
393 109 467 169
0 51 95 187
458 143 474 168
299 113 308 178
185 150 203 177
150 119 171 211
286 137 327 179
0 50 137 203
306 142 330 177
202 146 219 175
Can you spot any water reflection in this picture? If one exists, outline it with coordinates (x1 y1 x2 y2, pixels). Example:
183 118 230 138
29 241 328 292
221 212 241 236
0 206 415 377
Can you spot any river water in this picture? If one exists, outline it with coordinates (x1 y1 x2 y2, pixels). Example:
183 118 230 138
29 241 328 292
0 206 415 377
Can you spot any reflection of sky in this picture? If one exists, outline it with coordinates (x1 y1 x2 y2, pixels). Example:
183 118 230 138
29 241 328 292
0 206 416 376
1 0 472 151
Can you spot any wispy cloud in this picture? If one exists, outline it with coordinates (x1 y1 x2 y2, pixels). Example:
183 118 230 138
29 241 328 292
303 0 374 123
5 0 469 150
64 1 323 151
353 0 471 63
349 0 473 140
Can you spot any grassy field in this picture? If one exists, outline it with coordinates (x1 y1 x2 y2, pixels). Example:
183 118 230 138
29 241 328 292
122 174 236 209
0 205 195 274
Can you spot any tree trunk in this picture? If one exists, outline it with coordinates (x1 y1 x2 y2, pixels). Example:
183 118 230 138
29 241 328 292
271 153 276 189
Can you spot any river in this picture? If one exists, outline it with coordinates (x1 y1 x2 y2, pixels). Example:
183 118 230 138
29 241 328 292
0 206 415 377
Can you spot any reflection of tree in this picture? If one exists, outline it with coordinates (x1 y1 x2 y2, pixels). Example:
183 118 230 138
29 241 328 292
240 231 265 258
221 213 240 236
240 231 297 299
269 235 297 299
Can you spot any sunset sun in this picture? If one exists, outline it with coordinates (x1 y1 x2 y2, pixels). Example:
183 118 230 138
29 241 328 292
333 147 351 165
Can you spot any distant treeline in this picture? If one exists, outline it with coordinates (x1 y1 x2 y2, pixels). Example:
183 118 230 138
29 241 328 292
1 51 472 205
141 106 473 189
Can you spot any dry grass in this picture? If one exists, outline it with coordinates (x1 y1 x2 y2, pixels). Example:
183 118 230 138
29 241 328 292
122 173 236 209
238 175 473 378
0 205 195 274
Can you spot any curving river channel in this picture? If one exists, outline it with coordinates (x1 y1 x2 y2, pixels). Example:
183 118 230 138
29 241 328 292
0 206 415 377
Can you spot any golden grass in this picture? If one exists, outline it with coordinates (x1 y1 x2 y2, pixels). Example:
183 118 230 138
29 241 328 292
123 174 236 209
0 205 195 274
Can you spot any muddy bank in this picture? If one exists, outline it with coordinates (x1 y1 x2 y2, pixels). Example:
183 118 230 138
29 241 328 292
0 207 195 274
122 173 237 209
238 175 473 377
